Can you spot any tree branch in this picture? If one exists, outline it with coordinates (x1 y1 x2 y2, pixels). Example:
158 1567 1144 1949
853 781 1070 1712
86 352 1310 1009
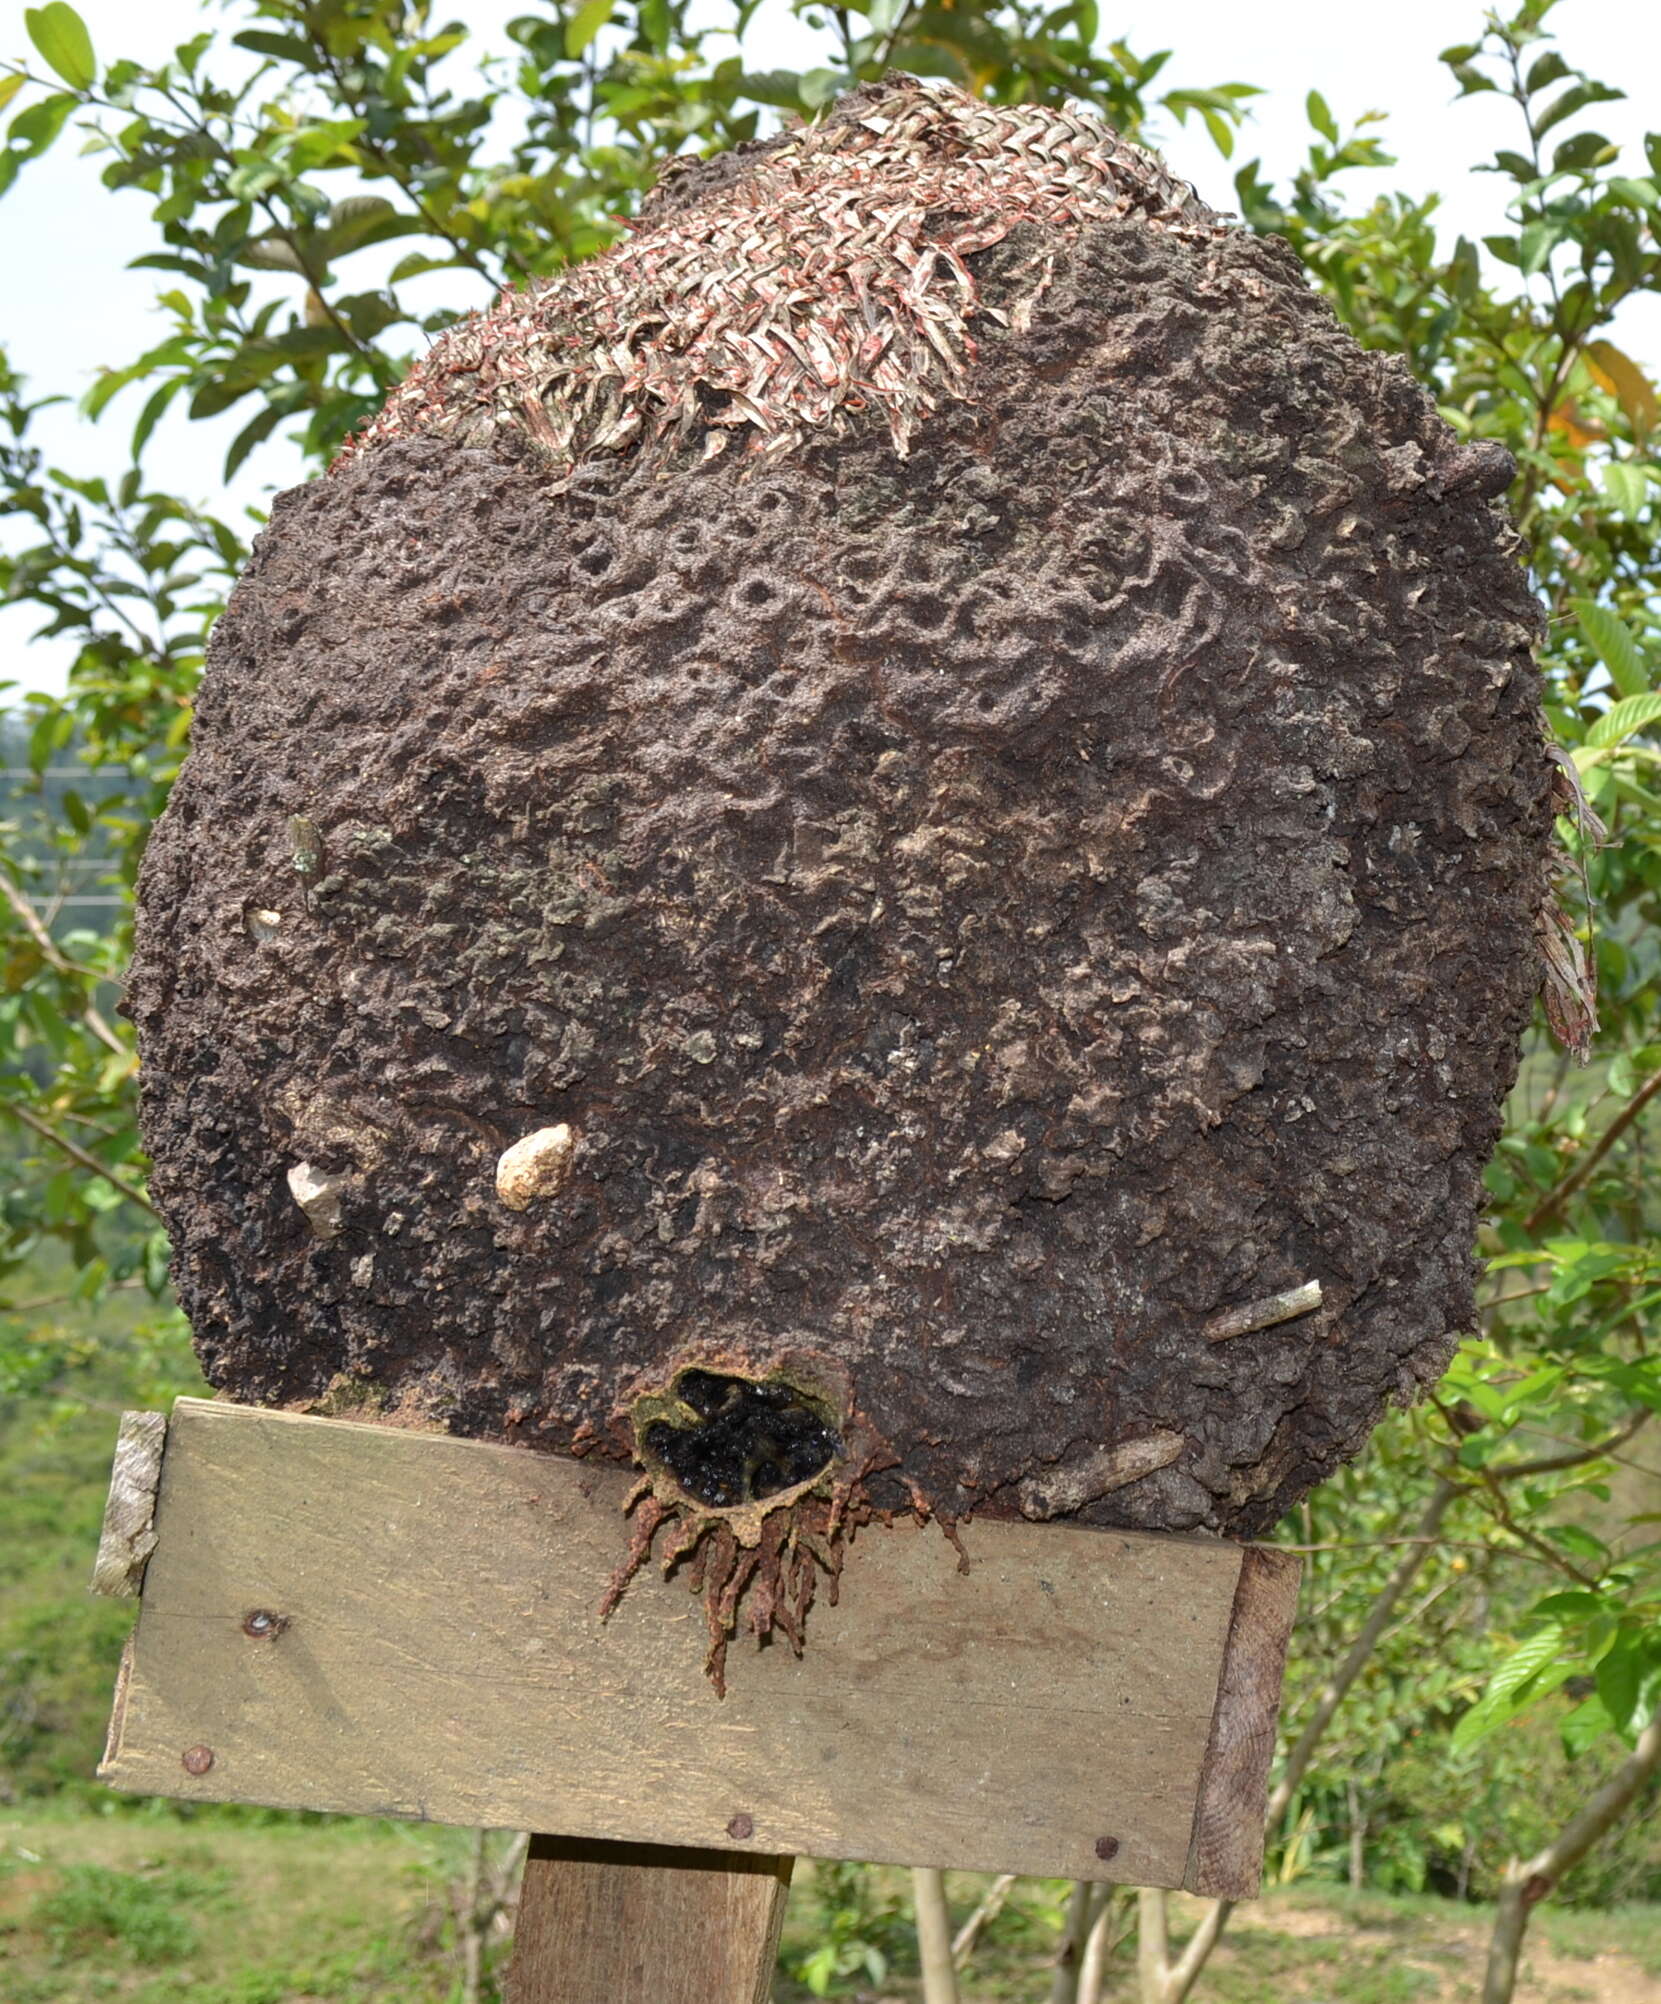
912 1868 960 2004
1524 1067 1661 1235
950 1873 1015 1970
1483 1711 1661 2004
1050 1881 1097 2004
1483 1409 1650 1480
2 1099 160 1219
0 870 130 1059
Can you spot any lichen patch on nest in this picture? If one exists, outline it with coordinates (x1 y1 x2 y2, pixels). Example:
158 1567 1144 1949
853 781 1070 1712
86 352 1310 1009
341 73 1222 476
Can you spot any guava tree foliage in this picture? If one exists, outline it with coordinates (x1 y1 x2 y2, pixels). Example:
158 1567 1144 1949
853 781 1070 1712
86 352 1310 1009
0 0 1658 1983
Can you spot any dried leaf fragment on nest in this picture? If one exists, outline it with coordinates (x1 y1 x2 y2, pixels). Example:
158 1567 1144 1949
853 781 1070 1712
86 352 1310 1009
1540 743 1605 1063
340 76 1224 482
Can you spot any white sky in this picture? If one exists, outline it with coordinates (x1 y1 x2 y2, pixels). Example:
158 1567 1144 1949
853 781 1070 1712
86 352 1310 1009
3 0 1659 703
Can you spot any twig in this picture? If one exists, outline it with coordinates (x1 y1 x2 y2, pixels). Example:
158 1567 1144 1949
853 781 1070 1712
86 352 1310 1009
458 1826 486 2004
1019 1432 1184 1519
950 1872 1015 1969
2 1278 143 1316
1204 1279 1322 1343
1524 1067 1661 1234
1471 1471 1596 1587
1 1099 160 1219
1483 1409 1650 1479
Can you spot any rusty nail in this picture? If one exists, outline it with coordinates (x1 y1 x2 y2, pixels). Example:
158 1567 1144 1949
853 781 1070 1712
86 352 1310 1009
1094 1836 1120 1862
242 1610 288 1640
726 1813 755 1841
182 1745 215 1776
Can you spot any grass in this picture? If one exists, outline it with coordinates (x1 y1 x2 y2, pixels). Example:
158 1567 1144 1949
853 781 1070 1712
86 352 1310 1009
10 1811 1659 2004
0 1803 478 2003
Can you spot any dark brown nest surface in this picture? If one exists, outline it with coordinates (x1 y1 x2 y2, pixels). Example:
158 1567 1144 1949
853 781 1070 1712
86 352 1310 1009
128 78 1555 1679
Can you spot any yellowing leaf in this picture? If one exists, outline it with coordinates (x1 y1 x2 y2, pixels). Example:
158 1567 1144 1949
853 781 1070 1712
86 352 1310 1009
1546 397 1607 450
1586 339 1659 441
0 73 26 115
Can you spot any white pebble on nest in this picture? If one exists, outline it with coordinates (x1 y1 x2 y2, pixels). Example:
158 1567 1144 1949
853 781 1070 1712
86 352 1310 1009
496 1124 577 1210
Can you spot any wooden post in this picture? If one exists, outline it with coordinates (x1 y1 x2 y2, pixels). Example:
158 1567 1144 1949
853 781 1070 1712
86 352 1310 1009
508 1837 791 2004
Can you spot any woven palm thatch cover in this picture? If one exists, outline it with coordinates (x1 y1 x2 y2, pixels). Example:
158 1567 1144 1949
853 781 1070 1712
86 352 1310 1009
129 77 1555 1674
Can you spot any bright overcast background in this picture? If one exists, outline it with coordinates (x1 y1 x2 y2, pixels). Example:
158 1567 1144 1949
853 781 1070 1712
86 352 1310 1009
3 0 1659 701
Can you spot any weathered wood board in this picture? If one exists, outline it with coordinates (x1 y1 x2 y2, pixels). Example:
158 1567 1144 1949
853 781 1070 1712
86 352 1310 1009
95 1399 1299 1897
510 1837 792 2004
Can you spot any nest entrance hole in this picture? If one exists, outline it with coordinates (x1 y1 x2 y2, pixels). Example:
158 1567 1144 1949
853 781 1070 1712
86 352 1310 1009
640 1367 843 1510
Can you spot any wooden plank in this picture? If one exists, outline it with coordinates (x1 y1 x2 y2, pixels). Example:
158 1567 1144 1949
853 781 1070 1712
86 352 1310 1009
507 1838 791 2004
1183 1545 1302 1898
97 1398 1298 1894
89 1411 167 1599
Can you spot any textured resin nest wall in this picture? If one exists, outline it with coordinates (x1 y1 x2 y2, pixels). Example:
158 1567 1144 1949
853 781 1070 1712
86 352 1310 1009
128 78 1555 1675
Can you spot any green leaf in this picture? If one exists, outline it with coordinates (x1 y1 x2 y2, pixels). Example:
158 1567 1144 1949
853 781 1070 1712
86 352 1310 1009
1553 130 1613 173
1596 1638 1645 1734
565 0 611 59
223 403 284 481
1534 80 1624 142
130 376 184 461
738 69 811 110
1571 599 1650 699
1561 1693 1616 1760
1306 90 1337 144
798 68 843 111
1519 219 1563 277
230 30 316 64
1452 1623 1565 1751
1525 52 1571 94
1610 176 1661 212
1587 693 1661 753
238 236 311 275
7 89 75 160
0 73 26 116
23 3 95 91
1601 461 1651 518
1448 61 1497 97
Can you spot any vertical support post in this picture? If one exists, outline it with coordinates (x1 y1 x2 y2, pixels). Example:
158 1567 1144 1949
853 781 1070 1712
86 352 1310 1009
507 1835 793 2004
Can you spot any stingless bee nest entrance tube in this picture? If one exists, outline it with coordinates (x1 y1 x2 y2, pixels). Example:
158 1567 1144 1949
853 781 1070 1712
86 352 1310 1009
604 1362 871 1693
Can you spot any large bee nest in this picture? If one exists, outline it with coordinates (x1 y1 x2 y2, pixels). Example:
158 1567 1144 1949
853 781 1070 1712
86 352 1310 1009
129 77 1556 1689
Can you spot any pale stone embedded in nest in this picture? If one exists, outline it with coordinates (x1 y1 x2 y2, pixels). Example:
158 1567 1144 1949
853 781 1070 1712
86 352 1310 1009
130 77 1557 1683
285 1161 343 1241
495 1123 577 1209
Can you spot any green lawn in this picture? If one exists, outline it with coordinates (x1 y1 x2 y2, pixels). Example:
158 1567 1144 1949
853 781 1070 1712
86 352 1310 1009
4 1806 1661 2004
